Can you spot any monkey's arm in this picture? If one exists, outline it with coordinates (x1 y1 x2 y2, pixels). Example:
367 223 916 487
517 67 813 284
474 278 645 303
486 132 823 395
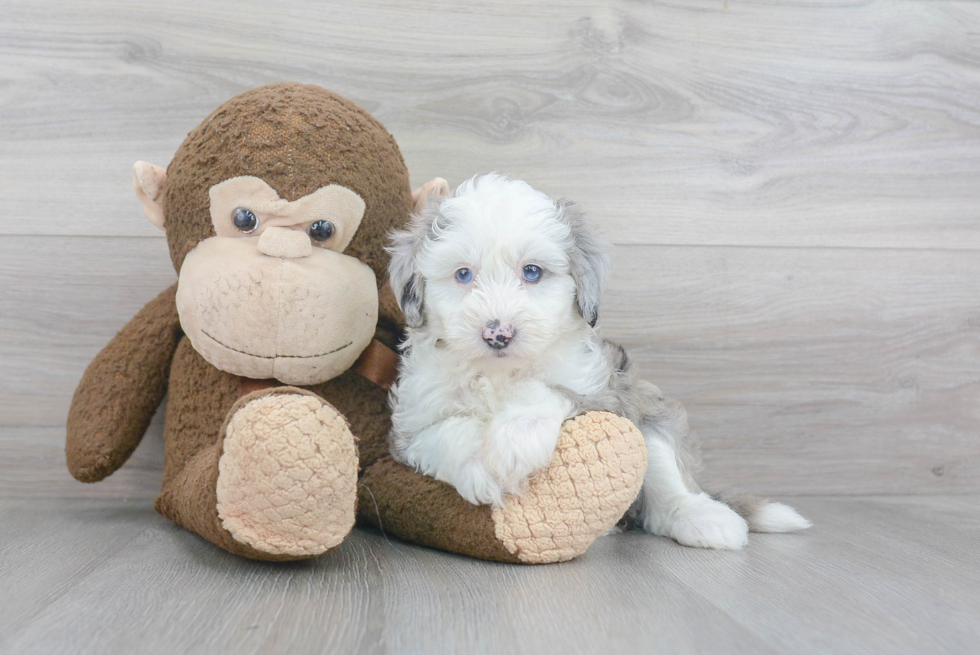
67 283 182 482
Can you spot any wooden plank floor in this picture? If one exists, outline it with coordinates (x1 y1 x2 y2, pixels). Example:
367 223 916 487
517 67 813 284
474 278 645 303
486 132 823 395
0 496 977 654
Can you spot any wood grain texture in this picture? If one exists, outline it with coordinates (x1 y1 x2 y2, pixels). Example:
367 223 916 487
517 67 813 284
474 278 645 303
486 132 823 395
1 0 978 499
606 244 980 495
1 496 978 654
1 0 979 247
2 425 164 499
0 499 154 637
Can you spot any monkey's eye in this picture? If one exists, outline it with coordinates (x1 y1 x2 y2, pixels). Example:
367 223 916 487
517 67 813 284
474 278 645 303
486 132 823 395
307 220 335 242
455 268 473 284
232 208 258 233
522 264 543 283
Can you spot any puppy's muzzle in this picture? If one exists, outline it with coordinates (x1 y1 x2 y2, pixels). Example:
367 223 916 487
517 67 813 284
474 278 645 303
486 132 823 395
483 320 514 349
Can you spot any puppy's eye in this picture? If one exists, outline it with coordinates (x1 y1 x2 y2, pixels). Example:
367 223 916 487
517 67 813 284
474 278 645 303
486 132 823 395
522 264 542 283
455 268 474 284
233 208 258 233
308 220 334 242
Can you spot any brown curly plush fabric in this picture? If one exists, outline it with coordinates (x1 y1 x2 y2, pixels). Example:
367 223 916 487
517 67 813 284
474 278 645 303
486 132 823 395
359 456 523 563
66 283 182 482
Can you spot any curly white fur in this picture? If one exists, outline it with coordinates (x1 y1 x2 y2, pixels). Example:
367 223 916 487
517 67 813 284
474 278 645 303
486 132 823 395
387 174 810 549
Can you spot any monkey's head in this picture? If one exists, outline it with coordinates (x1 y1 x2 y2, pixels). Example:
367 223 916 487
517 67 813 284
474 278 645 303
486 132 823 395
133 83 412 385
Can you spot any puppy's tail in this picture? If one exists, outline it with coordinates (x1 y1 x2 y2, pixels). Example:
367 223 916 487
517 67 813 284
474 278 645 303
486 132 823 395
712 490 812 533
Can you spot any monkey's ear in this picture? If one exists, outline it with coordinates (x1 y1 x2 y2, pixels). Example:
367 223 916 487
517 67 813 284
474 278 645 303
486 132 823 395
132 161 167 231
558 200 609 328
411 177 450 212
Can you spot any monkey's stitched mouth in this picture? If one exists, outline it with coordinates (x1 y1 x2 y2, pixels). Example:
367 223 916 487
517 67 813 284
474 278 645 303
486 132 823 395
201 329 353 359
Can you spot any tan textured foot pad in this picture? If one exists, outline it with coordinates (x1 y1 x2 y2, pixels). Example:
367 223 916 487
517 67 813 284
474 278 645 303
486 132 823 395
216 391 358 558
491 411 648 564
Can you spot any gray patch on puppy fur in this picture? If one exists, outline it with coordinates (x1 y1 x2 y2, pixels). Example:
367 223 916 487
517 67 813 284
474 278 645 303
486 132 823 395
553 342 708 525
386 196 448 328
556 201 609 328
711 488 768 523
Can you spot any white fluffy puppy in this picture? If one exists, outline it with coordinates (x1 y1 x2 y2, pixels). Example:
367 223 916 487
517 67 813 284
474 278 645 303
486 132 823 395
387 174 810 549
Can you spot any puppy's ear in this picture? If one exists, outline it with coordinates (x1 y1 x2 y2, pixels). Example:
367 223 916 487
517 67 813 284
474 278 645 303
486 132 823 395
388 199 444 328
558 201 609 328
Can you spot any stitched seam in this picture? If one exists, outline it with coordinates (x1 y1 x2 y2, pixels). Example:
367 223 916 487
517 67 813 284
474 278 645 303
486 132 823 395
201 329 352 359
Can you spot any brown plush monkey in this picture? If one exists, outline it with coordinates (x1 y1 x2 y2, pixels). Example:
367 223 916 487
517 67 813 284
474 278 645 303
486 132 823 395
66 83 646 563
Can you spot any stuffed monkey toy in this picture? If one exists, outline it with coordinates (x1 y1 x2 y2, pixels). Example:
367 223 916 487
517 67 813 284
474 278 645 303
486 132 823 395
66 83 646 563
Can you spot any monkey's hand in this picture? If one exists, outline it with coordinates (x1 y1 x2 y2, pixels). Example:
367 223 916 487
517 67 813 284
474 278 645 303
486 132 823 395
67 283 182 482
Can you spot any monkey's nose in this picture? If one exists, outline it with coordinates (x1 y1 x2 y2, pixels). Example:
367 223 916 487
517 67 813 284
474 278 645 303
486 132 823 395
483 320 514 349
258 226 312 259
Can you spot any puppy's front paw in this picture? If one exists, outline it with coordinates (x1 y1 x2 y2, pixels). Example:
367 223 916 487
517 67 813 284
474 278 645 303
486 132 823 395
485 416 562 494
453 458 504 507
667 494 749 550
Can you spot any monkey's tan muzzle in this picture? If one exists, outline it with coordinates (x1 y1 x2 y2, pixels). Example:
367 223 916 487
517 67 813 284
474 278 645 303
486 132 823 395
176 235 379 385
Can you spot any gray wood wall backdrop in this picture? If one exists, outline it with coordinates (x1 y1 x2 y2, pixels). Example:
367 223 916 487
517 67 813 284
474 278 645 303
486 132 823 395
1 0 978 499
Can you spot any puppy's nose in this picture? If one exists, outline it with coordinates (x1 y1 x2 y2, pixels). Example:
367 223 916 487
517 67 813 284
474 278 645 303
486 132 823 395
483 320 514 349
258 226 312 259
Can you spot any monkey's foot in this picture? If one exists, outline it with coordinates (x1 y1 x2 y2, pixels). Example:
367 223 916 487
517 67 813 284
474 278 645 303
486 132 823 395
490 411 647 562
358 411 647 563
216 390 358 558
